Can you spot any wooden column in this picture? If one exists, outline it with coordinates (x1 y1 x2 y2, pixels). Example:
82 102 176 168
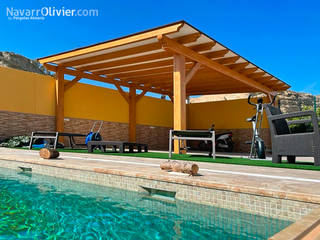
129 86 137 142
55 69 65 133
173 54 186 153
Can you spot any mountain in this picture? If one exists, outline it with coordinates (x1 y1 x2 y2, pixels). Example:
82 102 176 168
0 51 50 75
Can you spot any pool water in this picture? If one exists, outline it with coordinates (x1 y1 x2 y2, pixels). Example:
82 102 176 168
0 167 292 239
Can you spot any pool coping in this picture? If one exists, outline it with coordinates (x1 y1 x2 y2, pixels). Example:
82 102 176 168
269 207 320 239
1 154 320 205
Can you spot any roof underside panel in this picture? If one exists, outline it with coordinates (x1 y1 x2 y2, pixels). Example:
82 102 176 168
38 21 290 95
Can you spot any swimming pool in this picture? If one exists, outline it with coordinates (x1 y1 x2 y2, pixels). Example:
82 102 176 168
0 167 292 239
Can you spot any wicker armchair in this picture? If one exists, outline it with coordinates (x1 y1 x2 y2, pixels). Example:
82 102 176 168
265 105 320 166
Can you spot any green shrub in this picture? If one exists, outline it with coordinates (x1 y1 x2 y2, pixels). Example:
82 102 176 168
289 105 320 133
0 136 30 148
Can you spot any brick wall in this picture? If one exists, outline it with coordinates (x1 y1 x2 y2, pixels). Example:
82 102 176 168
65 117 170 150
0 110 270 152
215 128 271 153
0 110 169 150
136 124 170 150
0 110 55 140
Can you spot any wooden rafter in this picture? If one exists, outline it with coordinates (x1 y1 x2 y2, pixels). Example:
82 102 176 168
228 62 249 71
44 63 168 95
69 33 200 70
109 65 174 79
157 35 273 93
215 56 240 65
78 42 215 73
205 49 229 59
93 49 229 76
95 59 174 75
239 67 258 75
247 72 266 79
80 52 173 73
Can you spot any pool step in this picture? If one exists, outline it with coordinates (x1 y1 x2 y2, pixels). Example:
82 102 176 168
140 186 176 202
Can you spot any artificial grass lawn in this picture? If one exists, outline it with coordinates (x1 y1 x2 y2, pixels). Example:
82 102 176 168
28 147 320 171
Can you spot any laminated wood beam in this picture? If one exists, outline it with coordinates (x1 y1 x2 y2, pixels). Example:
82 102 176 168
114 83 129 103
173 54 186 153
55 69 64 133
64 76 81 91
129 86 137 142
185 62 201 84
38 22 184 64
136 86 151 102
157 35 273 93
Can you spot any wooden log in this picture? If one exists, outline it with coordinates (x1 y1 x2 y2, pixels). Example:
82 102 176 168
160 160 172 170
160 160 199 175
39 148 59 159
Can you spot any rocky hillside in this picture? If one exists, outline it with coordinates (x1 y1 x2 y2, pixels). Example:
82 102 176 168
277 91 319 113
0 51 50 75
190 91 320 113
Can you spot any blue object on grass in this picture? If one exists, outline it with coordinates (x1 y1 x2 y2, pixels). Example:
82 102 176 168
32 139 48 148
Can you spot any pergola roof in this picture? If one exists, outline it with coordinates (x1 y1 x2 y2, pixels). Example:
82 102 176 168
38 20 290 96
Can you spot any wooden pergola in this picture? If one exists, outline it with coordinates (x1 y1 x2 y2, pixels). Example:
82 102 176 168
38 21 290 152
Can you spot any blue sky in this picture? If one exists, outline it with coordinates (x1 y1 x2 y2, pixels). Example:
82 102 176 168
1 0 320 95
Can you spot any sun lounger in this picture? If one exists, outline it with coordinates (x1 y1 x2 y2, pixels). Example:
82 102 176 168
87 141 148 153
29 131 86 149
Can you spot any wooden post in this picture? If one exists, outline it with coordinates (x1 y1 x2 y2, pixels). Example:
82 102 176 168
129 86 137 142
55 69 64 134
173 54 186 153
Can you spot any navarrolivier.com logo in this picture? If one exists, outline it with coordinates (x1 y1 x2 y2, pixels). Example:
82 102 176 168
6 6 99 20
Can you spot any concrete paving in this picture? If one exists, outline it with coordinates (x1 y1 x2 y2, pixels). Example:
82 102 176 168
0 147 319 204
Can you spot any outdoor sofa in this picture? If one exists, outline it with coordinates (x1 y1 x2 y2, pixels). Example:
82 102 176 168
265 105 320 166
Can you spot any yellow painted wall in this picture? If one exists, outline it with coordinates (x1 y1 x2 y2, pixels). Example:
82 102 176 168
137 96 173 127
65 83 173 127
64 83 129 123
0 67 55 115
0 67 269 130
0 67 173 127
187 98 269 130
